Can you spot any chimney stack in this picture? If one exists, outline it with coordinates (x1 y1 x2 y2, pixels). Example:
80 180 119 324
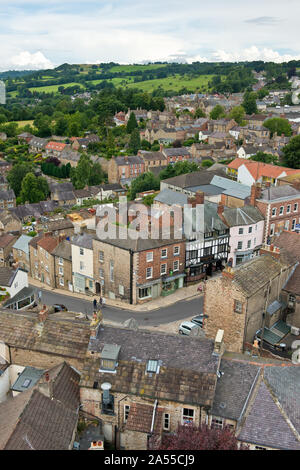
160 143 163 153
195 190 205 205
213 329 225 356
38 305 49 323
217 201 224 217
250 184 261 207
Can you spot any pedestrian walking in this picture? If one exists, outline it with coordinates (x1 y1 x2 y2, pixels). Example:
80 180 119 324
93 298 97 311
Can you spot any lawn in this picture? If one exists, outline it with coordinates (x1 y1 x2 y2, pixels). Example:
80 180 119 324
124 74 214 92
28 82 85 93
108 64 168 73
16 120 34 127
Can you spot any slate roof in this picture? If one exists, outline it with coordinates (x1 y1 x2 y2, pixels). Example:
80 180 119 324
0 267 17 287
71 232 95 249
260 185 300 202
223 205 264 227
162 170 229 189
230 254 291 298
12 235 32 255
264 366 300 436
0 189 15 200
210 175 251 200
11 366 44 392
44 218 74 232
140 151 167 162
283 265 300 295
125 403 164 435
0 310 91 361
154 189 188 207
211 359 260 421
238 379 300 450
82 325 219 407
162 147 191 157
52 240 72 261
114 155 144 166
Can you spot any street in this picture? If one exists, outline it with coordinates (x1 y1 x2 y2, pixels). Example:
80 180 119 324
33 286 203 327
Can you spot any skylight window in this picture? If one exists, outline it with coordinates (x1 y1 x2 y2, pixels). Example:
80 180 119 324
146 360 158 373
23 379 32 388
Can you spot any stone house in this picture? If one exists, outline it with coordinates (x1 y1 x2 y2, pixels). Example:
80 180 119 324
12 234 32 272
138 151 168 172
108 155 145 184
161 147 191 164
80 322 223 449
0 189 16 210
93 228 186 304
0 362 80 450
0 161 12 176
208 118 236 134
204 250 296 353
59 149 81 167
0 210 22 234
28 137 48 154
29 233 60 287
52 239 73 291
273 231 300 329
0 308 91 372
0 233 17 266
44 141 67 157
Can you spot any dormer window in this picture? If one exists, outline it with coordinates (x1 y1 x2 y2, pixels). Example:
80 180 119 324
100 344 120 373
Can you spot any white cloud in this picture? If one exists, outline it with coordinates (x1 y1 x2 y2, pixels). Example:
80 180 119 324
213 46 300 63
9 51 54 70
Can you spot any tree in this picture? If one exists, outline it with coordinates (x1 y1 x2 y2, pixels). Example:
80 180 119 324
71 153 92 189
229 106 246 126
7 163 33 197
264 118 292 138
126 112 138 133
20 173 49 203
210 105 226 120
250 151 278 165
153 424 248 450
129 128 141 154
128 172 160 200
242 91 258 115
201 159 214 168
282 135 300 169
195 107 206 118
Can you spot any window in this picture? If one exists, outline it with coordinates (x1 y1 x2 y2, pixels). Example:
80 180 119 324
46 276 50 285
146 267 153 279
287 205 291 214
124 405 130 422
161 263 167 275
139 287 151 299
238 227 244 235
146 251 153 262
182 408 194 424
59 277 64 286
270 224 275 236
34 249 37 257
99 251 104 262
279 206 284 215
80 248 84 255
272 208 276 217
80 261 84 270
292 219 296 231
119 285 124 295
45 251 48 259
99 268 104 279
110 260 114 282
147 360 158 373
237 241 243 250
248 226 252 233
247 240 251 249
234 300 243 314
163 413 170 431
173 260 179 271
22 379 32 388
294 203 298 212
59 257 63 266
161 248 167 258
212 418 224 429
284 220 289 230
174 246 180 256
255 446 267 450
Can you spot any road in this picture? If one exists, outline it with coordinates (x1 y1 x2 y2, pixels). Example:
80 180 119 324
33 286 203 327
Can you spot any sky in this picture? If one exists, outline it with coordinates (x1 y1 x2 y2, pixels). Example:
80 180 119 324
0 0 300 71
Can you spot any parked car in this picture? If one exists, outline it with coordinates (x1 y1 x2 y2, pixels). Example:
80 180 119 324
179 321 201 336
191 314 208 328
53 304 68 312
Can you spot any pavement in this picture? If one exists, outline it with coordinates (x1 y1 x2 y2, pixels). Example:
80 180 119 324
29 277 200 312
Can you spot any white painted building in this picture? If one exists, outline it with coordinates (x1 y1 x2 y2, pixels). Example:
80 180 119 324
71 233 95 294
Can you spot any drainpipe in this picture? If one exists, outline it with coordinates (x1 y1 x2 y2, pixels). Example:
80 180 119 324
129 249 133 305
150 400 158 434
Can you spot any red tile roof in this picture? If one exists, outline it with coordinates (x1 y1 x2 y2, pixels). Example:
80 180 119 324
125 403 164 435
45 141 66 152
37 235 59 254
228 158 300 180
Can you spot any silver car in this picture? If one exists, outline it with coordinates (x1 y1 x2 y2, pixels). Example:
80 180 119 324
179 321 201 336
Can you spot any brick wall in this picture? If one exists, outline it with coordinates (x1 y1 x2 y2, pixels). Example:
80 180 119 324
256 198 300 242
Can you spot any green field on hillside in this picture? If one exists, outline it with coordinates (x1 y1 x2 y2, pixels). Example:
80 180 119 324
108 64 168 73
124 74 214 92
28 82 85 93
